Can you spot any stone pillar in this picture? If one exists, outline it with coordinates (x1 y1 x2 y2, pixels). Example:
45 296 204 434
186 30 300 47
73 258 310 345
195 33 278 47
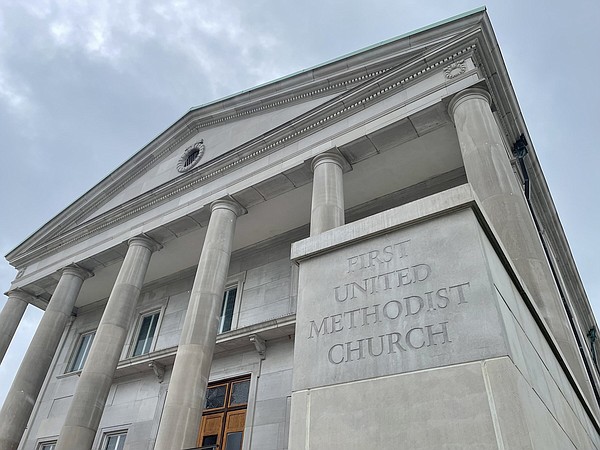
0 266 91 450
154 199 243 450
0 290 30 364
55 236 158 450
449 88 591 398
310 152 345 235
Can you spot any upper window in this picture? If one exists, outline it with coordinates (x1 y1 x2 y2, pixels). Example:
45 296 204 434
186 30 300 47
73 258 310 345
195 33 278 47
132 312 160 356
103 432 127 450
219 288 238 334
38 443 56 450
68 331 95 372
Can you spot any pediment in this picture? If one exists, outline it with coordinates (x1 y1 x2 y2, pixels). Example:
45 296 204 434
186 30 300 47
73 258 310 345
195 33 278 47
7 8 488 268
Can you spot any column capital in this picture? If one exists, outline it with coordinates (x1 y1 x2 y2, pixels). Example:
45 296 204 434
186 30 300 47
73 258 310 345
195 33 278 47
61 264 94 281
210 198 245 217
448 88 492 118
311 151 346 172
127 235 162 252
4 288 34 303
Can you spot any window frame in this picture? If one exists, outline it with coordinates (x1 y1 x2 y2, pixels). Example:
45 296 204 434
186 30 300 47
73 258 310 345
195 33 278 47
65 329 96 374
219 272 245 334
37 442 56 450
129 307 164 357
203 381 230 413
101 430 128 450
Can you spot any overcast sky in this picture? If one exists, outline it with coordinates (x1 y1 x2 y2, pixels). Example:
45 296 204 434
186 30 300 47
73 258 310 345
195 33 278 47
1 0 599 407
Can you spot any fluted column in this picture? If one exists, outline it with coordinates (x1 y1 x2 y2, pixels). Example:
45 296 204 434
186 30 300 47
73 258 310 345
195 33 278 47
154 199 243 450
0 290 30 364
0 266 91 450
310 152 345 235
55 236 159 450
449 88 591 398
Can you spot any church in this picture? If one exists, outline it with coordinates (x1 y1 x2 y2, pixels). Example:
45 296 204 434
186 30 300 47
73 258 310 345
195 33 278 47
1 7 599 450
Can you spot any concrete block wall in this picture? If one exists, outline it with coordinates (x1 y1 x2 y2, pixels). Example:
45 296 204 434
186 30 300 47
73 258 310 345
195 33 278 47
94 372 163 450
249 339 293 450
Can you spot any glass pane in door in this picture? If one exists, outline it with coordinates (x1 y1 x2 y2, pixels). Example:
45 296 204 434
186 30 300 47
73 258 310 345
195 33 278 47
224 432 243 450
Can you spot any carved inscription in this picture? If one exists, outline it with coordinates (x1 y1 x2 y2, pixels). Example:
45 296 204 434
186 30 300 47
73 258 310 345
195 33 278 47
306 239 471 365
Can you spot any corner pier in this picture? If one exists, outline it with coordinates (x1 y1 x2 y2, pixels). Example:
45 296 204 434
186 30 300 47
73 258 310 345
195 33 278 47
288 184 600 449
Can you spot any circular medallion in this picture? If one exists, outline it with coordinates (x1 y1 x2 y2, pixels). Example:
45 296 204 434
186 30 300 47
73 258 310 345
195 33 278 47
177 140 205 173
443 60 466 79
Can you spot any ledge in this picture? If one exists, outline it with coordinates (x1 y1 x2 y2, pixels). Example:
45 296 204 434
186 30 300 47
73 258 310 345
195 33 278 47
113 314 296 379
291 184 476 262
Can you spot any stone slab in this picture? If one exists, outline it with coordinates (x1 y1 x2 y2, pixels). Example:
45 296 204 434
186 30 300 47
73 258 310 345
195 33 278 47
292 208 507 390
289 361 498 450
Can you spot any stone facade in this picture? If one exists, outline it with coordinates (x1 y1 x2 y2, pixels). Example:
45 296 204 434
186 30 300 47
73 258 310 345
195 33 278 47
2 8 600 450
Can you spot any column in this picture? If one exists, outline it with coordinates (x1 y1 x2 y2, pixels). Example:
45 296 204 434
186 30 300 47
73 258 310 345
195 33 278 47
154 199 243 450
310 152 345 235
55 236 159 450
0 266 91 450
0 290 30 364
448 88 591 398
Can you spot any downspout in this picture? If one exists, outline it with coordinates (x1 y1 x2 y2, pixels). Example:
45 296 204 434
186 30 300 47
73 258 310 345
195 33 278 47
512 134 600 407
589 327 598 367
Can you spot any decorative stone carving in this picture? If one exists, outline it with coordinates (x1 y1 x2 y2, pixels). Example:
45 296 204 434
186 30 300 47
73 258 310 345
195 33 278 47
444 60 466 79
176 140 205 173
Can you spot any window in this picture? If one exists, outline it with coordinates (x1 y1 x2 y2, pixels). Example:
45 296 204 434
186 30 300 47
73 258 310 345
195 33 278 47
68 331 95 372
103 432 127 450
38 443 56 450
217 273 245 335
198 377 250 450
219 287 238 333
132 311 160 356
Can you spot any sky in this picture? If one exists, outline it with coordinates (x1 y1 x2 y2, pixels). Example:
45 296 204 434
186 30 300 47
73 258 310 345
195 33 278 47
0 0 599 408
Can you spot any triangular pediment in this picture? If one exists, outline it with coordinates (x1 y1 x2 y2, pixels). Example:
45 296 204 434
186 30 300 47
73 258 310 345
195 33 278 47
7 8 489 268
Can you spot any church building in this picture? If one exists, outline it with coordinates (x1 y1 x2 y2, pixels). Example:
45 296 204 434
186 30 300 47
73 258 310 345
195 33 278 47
1 8 599 450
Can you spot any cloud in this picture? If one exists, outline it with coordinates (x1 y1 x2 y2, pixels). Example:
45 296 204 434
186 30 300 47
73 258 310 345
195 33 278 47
0 72 33 114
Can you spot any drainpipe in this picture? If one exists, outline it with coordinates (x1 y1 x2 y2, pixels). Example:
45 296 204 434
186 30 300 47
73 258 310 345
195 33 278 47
512 134 600 407
589 327 598 367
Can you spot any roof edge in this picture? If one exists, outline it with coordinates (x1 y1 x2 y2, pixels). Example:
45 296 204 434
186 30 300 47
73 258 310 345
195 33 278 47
189 6 487 113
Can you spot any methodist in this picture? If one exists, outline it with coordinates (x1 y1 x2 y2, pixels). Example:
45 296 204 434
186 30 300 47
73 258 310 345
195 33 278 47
309 282 470 339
